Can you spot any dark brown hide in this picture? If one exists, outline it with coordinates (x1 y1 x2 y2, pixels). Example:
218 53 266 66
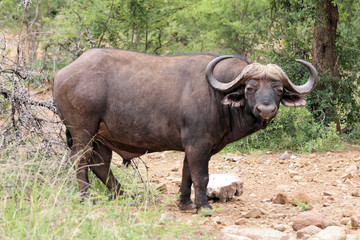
53 49 316 212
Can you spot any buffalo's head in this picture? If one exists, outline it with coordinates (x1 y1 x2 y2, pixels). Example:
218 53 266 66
206 56 317 127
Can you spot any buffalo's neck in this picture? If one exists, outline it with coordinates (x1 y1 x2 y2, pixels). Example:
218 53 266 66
214 105 264 153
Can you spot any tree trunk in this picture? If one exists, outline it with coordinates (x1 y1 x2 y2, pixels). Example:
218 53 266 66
312 0 339 77
311 0 341 131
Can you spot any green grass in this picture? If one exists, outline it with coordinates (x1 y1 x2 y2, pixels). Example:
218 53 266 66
0 134 212 240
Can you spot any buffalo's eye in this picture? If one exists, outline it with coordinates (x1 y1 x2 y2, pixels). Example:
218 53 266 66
246 84 258 94
274 86 283 96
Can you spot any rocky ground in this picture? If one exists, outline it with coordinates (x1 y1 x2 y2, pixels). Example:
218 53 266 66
115 147 360 239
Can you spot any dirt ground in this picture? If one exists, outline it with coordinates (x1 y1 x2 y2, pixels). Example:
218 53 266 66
26 90 360 237
115 148 360 237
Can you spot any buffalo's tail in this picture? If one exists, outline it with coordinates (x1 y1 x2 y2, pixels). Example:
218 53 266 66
66 128 73 148
53 99 73 149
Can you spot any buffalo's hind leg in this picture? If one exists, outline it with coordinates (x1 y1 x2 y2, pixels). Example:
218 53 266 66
90 141 123 198
178 156 196 210
69 130 96 199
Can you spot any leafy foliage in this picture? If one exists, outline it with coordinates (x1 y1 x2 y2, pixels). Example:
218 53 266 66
224 107 342 153
1 0 360 146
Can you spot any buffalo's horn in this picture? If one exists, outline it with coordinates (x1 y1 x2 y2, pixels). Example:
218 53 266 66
205 55 245 93
281 59 318 95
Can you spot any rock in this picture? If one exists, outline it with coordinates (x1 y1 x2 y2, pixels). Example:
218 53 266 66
222 155 245 162
313 226 346 240
171 165 179 172
153 172 164 178
234 218 247 225
212 216 222 225
340 217 350 225
273 224 286 232
207 174 243 202
279 151 289 160
223 234 251 240
221 226 289 240
342 207 353 217
293 175 302 182
288 169 299 178
323 191 332 196
351 191 360 197
341 173 353 180
346 164 358 173
296 225 322 239
331 180 338 186
243 208 262 219
350 216 359 229
291 211 327 231
156 182 167 192
291 192 311 206
159 212 181 224
272 193 288 205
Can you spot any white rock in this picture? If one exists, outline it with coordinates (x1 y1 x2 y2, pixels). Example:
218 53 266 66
273 224 286 232
223 233 251 240
289 169 299 178
313 226 346 240
207 174 244 202
159 212 181 224
221 226 289 240
279 151 289 160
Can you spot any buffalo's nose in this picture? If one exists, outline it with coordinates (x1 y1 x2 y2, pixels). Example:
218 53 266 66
255 104 277 120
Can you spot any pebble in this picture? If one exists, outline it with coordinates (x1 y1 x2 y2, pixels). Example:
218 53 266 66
153 172 164 178
289 169 299 178
346 164 358 173
350 216 359 229
340 217 350 225
341 173 353 180
171 166 179 171
293 175 302 182
291 192 311 206
234 218 247 225
323 191 332 196
273 224 286 232
331 180 338 186
342 206 353 217
159 212 181 224
296 225 322 239
351 191 360 197
156 182 167 192
243 208 262 218
279 151 289 160
272 193 288 205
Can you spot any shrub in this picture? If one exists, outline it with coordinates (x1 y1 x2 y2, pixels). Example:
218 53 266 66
224 106 342 153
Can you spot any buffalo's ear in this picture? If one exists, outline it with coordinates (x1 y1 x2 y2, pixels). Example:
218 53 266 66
222 92 244 108
281 92 306 107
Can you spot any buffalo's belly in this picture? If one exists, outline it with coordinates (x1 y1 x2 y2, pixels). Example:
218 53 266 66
97 121 183 154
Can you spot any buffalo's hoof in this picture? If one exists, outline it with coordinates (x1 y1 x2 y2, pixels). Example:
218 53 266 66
197 206 214 217
178 201 197 211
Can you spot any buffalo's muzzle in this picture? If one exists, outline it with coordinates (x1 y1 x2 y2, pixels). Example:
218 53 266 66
255 104 277 120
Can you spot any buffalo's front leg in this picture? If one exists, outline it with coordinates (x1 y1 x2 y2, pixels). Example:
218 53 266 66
183 143 212 212
178 156 196 210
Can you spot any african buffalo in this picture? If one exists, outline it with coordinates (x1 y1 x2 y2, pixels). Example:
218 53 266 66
52 49 317 213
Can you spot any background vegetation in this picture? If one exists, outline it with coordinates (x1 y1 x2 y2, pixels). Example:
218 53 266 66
1 0 360 238
2 0 360 146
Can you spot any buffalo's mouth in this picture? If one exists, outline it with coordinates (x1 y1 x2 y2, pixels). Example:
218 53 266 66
253 103 278 128
259 118 271 129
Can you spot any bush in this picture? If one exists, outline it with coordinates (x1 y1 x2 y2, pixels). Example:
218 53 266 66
224 106 342 153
